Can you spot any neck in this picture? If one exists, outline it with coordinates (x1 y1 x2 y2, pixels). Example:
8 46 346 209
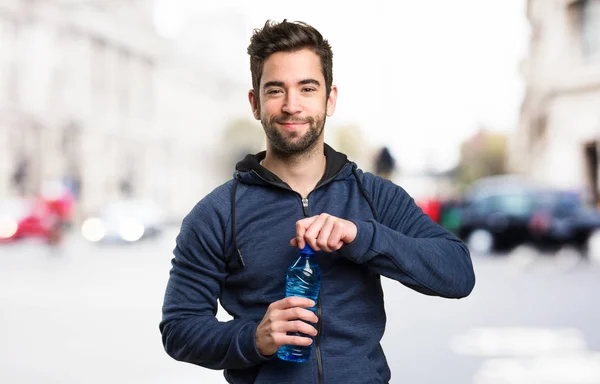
262 141 326 198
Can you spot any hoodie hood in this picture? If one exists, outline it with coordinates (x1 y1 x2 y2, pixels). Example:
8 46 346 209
234 143 351 187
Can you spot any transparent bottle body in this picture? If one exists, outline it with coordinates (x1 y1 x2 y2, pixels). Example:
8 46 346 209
277 255 321 363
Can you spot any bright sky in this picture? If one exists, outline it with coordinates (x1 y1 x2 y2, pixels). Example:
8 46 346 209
154 0 529 173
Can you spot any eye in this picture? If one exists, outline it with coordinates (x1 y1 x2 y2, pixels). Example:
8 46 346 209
266 89 283 95
302 87 316 92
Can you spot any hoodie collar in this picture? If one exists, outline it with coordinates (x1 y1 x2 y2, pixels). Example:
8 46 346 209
235 144 350 187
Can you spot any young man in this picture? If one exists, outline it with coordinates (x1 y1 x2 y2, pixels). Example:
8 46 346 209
160 20 475 384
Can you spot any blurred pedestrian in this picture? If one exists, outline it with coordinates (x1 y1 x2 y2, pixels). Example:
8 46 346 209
160 19 475 384
374 146 396 180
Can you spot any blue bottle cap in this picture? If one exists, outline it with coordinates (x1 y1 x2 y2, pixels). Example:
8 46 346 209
300 244 315 255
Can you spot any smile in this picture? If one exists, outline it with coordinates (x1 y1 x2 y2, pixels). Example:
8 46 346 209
278 122 308 130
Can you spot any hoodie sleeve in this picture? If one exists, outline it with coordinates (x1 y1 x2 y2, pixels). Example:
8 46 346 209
159 198 271 370
339 174 475 299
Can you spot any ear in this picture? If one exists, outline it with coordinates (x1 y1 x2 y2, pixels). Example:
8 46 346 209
248 89 260 120
326 85 338 117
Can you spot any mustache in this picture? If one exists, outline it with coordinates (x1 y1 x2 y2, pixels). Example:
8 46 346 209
271 116 314 125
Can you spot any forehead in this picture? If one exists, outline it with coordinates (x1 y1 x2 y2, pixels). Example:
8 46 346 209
261 49 324 87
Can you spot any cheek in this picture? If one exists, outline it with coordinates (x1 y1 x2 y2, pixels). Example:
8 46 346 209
308 99 328 114
261 101 282 118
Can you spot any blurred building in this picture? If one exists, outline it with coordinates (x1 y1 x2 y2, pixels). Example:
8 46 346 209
514 0 600 203
0 0 235 221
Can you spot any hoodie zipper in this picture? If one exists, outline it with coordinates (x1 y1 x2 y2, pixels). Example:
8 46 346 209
301 198 309 216
250 168 338 384
301 197 323 384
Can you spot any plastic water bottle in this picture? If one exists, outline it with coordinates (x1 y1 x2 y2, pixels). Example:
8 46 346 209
277 245 321 363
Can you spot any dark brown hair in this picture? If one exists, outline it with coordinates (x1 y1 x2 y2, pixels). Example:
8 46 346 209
247 20 333 101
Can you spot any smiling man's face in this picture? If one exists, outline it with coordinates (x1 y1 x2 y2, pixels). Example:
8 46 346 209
249 48 337 155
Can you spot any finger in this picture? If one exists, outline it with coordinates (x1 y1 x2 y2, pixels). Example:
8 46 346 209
275 320 318 336
316 216 335 252
296 216 318 249
341 219 357 244
273 334 313 348
328 221 346 251
290 238 297 247
280 307 319 323
305 214 329 251
304 214 328 240
269 296 316 311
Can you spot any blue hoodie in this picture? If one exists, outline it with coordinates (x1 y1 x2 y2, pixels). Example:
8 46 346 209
160 145 475 384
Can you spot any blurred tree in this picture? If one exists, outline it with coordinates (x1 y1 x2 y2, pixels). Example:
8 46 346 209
220 117 265 175
225 117 264 155
456 128 508 185
331 123 381 173
334 124 364 161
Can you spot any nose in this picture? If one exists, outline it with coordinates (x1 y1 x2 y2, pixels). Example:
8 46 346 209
282 90 302 115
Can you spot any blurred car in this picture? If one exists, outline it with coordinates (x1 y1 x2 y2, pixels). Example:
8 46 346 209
528 189 600 250
81 199 166 244
456 175 540 254
0 198 62 243
438 200 462 234
457 175 600 255
417 197 442 224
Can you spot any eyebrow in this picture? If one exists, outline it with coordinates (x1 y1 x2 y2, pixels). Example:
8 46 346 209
298 79 321 86
263 79 321 89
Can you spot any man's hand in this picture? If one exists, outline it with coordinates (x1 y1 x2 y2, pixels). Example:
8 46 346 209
290 213 357 252
255 297 318 356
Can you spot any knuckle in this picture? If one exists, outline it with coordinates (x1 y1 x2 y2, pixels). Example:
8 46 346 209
273 321 286 333
303 309 314 319
271 334 282 345
299 322 315 334
267 320 278 330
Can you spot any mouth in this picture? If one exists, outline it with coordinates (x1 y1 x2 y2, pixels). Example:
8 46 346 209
277 121 308 130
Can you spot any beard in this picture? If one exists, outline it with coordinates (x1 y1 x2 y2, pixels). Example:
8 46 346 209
261 113 326 155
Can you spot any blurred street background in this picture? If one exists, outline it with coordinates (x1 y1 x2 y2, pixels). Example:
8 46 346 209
1 0 600 383
2 232 600 384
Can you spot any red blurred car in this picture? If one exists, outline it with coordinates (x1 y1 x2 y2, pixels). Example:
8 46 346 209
0 190 75 244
